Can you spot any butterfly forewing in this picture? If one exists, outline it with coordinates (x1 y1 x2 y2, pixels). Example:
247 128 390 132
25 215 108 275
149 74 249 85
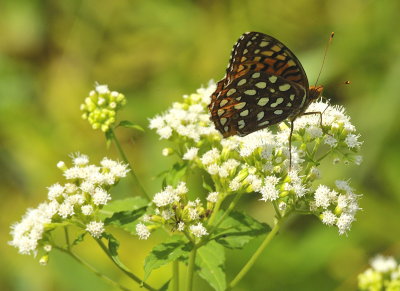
225 32 309 90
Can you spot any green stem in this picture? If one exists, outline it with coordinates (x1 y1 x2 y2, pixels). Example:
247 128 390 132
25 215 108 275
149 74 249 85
209 192 242 233
64 226 71 251
173 260 180 291
55 246 131 291
95 239 156 291
185 247 197 291
109 129 150 200
227 218 284 290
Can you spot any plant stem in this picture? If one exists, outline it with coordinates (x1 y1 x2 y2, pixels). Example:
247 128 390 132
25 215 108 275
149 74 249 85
109 129 150 200
173 260 180 291
227 218 284 290
55 246 131 291
209 192 242 233
185 246 197 291
64 226 71 250
95 239 156 291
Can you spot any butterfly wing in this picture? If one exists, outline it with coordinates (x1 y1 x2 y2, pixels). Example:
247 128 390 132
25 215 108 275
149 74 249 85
210 71 307 137
225 32 309 90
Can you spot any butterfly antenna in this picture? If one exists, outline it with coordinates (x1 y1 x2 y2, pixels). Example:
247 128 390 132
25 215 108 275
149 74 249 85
314 32 335 87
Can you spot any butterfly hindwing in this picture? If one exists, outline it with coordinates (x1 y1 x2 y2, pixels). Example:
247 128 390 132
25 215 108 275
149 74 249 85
210 71 307 137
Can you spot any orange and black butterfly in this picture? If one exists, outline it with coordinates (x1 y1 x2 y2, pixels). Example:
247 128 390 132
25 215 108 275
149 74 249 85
209 32 324 138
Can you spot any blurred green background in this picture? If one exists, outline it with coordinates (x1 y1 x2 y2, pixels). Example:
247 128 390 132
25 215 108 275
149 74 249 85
1 0 400 290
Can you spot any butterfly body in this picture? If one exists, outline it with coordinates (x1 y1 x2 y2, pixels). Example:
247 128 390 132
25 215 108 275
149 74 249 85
209 32 324 138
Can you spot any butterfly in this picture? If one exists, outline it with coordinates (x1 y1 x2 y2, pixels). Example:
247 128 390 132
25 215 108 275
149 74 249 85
208 31 326 166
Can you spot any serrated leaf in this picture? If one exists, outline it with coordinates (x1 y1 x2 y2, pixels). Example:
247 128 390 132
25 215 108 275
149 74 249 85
103 207 147 233
166 162 188 187
144 236 192 281
100 197 149 219
196 241 226 291
213 211 271 249
117 120 145 132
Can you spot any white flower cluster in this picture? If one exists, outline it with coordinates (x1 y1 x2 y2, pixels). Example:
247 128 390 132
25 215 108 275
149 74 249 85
149 81 363 235
136 182 212 240
149 81 219 142
358 255 400 291
313 180 361 235
9 153 129 256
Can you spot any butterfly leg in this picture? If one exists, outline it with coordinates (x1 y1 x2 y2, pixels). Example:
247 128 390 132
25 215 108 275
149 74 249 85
301 110 333 137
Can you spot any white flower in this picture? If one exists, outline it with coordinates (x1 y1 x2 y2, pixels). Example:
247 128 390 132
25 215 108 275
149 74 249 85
95 84 109 94
157 126 173 139
47 183 64 200
279 202 287 211
58 202 74 218
314 185 334 208
86 221 105 238
9 203 54 255
66 194 85 205
246 174 263 192
149 115 165 129
57 161 66 170
81 205 93 216
201 148 220 165
190 223 208 238
177 221 185 231
345 134 362 149
71 153 89 166
370 255 398 273
260 176 280 201
324 136 337 147
153 188 179 207
183 147 199 160
101 158 129 179
175 182 188 195
161 209 174 220
336 213 355 235
206 192 219 203
188 208 199 220
80 181 95 193
43 244 52 252
306 126 323 138
92 187 111 205
206 164 220 175
321 210 337 225
136 223 150 240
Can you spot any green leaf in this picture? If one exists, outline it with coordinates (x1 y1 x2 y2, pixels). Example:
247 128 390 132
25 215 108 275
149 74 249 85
117 120 145 132
100 197 149 218
143 235 192 281
99 197 149 234
103 233 128 272
213 211 271 249
158 280 171 291
71 232 87 246
166 162 188 187
196 241 226 291
202 175 214 192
